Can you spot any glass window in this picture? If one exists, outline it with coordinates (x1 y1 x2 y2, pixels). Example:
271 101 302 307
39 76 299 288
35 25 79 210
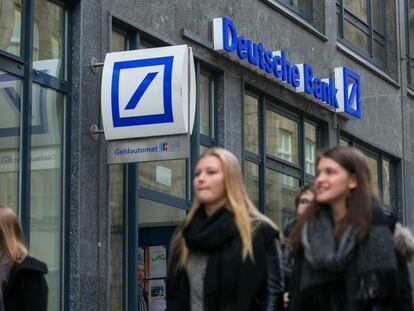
382 159 391 206
33 0 65 79
29 84 64 311
109 165 124 311
0 70 21 212
361 151 379 192
244 94 259 154
344 0 367 22
244 89 323 218
337 0 386 67
200 144 209 155
372 0 385 35
265 169 299 230
199 73 214 137
244 161 260 208
138 198 186 227
278 0 313 21
266 110 299 165
138 160 186 198
0 0 22 56
305 123 316 175
410 1 414 59
344 20 369 52
339 138 349 146
343 134 398 212
407 0 414 86
139 38 157 49
111 29 128 52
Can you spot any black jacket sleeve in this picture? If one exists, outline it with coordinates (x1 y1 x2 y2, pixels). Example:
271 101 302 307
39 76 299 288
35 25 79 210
261 237 285 311
22 271 48 311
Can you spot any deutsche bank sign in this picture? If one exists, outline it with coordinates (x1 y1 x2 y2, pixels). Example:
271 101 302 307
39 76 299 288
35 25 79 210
213 17 361 119
101 45 196 140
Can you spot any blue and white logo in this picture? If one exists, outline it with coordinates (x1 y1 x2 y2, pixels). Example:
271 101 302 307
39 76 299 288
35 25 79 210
335 67 361 119
0 72 48 137
111 56 174 127
101 45 196 140
213 16 362 119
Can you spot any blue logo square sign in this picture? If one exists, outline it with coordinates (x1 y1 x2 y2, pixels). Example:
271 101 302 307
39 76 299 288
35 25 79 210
342 67 361 119
111 56 174 127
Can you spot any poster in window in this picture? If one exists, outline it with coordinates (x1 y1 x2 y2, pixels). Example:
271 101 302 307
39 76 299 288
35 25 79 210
145 245 167 279
148 279 166 311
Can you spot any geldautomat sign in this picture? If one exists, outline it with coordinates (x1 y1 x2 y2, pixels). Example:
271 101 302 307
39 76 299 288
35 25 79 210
213 17 361 119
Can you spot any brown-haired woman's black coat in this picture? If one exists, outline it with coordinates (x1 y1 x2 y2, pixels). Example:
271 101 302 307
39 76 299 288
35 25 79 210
4 256 48 311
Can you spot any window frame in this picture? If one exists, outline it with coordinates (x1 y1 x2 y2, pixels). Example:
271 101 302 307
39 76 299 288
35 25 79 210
339 131 400 216
0 1 70 311
278 0 313 22
336 0 387 70
242 85 326 222
405 0 414 88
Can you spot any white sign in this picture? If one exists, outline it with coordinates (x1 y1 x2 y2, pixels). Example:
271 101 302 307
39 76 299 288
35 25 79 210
101 45 196 140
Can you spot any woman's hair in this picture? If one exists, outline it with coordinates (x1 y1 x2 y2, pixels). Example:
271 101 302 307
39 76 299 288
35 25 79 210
169 147 273 271
0 205 29 264
290 146 375 253
294 184 316 209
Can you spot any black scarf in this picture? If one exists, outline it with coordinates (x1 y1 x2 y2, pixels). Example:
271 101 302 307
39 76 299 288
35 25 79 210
298 206 399 311
183 207 244 311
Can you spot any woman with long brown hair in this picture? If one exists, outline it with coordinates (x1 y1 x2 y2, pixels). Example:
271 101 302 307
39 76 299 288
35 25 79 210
287 146 401 311
166 147 284 311
0 205 48 310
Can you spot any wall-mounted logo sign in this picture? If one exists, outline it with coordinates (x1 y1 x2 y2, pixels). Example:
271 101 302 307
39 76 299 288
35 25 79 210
213 16 361 119
101 45 196 140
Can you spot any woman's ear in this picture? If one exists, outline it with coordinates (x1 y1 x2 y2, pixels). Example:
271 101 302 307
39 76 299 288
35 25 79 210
348 174 357 190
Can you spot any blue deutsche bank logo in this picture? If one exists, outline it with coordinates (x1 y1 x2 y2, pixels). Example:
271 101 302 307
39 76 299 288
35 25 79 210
342 67 361 119
111 56 174 127
0 72 48 137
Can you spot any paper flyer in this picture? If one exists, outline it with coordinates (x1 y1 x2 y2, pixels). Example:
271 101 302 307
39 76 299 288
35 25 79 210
148 279 166 311
146 245 167 279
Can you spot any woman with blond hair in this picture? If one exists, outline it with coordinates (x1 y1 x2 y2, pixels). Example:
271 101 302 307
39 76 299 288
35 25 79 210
0 205 48 311
166 148 284 311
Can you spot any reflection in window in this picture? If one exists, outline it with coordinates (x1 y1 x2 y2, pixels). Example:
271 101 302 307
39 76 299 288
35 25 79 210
360 151 379 194
337 0 386 67
29 84 64 311
0 0 21 56
111 29 128 52
344 0 367 22
266 169 299 230
138 160 186 198
0 70 21 213
33 0 65 78
200 144 208 155
244 161 259 208
109 165 124 311
138 198 186 227
266 110 298 165
339 138 349 147
305 123 316 175
200 73 214 137
244 94 259 154
279 0 312 21
382 159 390 206
407 1 414 86
139 38 157 49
